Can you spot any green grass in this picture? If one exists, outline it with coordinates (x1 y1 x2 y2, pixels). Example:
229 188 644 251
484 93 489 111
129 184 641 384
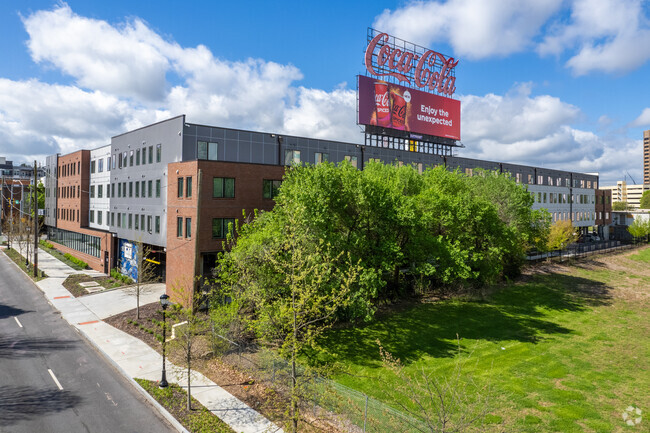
135 378 233 433
628 247 650 263
2 248 48 280
39 242 88 270
318 252 650 432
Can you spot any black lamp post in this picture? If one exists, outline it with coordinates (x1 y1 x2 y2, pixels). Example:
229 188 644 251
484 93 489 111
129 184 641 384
159 293 171 388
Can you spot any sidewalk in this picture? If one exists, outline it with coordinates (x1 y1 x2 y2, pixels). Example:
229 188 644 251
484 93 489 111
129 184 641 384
4 243 283 433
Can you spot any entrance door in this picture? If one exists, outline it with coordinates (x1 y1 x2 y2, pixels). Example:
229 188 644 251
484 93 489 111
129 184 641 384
104 251 109 274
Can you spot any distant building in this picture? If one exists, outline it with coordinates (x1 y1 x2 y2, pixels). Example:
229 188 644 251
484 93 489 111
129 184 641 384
0 157 45 179
644 130 650 184
601 181 650 209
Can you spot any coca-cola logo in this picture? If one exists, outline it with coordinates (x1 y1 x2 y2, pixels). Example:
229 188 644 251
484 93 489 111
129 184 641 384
365 32 458 97
375 92 389 109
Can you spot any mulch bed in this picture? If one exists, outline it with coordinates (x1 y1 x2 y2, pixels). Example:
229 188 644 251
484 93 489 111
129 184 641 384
62 273 125 297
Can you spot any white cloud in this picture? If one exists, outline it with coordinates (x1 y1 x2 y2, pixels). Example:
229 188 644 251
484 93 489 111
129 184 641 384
538 0 650 75
459 84 638 185
373 0 563 59
632 107 650 127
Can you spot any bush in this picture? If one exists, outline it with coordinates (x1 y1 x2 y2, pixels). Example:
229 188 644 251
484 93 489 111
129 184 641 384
110 268 134 285
39 240 54 249
63 253 88 269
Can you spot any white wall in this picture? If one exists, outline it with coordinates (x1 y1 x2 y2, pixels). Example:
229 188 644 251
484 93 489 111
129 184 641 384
89 145 111 231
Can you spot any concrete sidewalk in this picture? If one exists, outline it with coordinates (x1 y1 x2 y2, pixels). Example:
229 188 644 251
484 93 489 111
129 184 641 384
4 244 283 433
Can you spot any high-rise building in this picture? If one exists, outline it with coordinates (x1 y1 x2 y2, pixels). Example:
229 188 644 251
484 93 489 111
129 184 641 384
643 129 650 185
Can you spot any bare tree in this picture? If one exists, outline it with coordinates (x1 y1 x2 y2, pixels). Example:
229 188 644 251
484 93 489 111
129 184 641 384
125 239 160 319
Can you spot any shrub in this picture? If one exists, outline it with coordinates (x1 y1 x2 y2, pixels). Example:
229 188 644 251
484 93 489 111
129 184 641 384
40 240 54 249
110 268 134 285
63 253 88 269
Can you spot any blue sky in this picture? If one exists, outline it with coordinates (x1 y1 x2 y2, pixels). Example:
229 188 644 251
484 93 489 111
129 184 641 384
1 0 649 185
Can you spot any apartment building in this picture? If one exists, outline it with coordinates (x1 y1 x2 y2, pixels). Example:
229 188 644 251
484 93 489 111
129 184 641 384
44 115 602 298
644 130 649 185
601 181 650 209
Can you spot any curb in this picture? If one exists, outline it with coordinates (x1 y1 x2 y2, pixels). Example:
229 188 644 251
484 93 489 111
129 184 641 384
1 249 188 433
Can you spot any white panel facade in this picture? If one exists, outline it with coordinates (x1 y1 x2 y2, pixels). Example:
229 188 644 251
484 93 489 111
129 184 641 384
529 185 595 227
89 145 111 231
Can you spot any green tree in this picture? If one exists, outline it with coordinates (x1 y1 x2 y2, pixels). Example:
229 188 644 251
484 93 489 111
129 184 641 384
627 218 650 242
613 201 629 211
547 220 579 250
640 191 650 209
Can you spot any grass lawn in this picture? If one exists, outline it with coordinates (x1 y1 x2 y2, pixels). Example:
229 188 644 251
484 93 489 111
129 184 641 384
2 248 48 281
318 248 650 432
135 379 233 433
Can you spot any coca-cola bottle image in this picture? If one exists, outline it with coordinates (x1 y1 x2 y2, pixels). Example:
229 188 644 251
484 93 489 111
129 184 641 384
391 91 407 130
374 81 391 127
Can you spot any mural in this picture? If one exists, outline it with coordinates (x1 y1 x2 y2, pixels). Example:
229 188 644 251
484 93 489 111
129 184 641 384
119 239 139 281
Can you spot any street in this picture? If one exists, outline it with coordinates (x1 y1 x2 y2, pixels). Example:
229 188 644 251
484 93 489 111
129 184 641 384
0 252 175 433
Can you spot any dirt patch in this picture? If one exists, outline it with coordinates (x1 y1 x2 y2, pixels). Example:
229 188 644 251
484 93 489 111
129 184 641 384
62 273 126 297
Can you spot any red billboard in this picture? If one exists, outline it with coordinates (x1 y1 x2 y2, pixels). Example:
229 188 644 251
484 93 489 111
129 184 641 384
357 75 461 140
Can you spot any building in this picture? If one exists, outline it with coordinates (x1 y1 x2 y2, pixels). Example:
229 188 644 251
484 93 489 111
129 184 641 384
43 115 602 300
601 181 650 209
643 130 650 185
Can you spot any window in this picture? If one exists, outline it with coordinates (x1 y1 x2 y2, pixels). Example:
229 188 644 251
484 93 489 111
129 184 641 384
178 177 184 198
123 152 127 167
148 180 152 197
91 160 96 174
107 156 111 171
90 185 95 198
186 177 192 198
198 141 219 160
89 210 94 223
185 218 191 238
141 215 145 232
147 215 152 232
129 150 134 166
344 155 358 168
212 218 235 238
148 145 153 164
285 150 301 165
98 185 103 198
128 214 132 229
135 181 139 197
213 177 235 198
135 214 139 230
314 152 329 164
112 155 116 170
129 182 133 198
98 158 103 173
177 217 183 237
156 144 161 162
136 149 140 165
117 213 121 227
155 216 160 233
107 183 110 198
141 180 146 198
156 179 161 198
111 212 115 226
112 183 116 198
537 175 543 184
263 179 282 199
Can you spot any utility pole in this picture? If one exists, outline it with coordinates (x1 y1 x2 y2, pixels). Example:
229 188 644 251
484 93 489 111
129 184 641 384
33 161 38 277
9 179 13 250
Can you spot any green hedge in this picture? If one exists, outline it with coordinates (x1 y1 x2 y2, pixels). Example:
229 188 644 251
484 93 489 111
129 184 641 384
110 268 134 285
63 253 89 269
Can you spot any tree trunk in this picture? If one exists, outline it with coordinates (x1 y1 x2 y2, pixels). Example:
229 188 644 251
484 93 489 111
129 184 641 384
291 288 298 433
136 285 140 320
187 343 192 411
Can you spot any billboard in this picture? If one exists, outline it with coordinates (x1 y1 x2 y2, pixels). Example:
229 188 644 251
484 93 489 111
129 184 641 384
358 75 460 140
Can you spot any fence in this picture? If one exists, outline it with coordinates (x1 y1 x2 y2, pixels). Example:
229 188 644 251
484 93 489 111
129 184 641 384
526 239 635 263
209 332 429 432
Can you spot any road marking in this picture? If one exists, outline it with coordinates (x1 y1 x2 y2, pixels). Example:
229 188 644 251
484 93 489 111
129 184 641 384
14 317 23 328
53 296 70 299
48 369 63 390
78 320 99 325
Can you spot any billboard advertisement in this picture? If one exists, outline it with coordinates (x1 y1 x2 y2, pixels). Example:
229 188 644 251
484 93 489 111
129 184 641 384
358 75 461 140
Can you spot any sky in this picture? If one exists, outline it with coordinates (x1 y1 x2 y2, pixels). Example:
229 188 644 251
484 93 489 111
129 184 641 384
1 0 650 186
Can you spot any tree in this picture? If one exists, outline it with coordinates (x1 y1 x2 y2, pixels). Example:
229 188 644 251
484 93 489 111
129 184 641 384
613 201 630 211
627 218 650 242
127 240 160 319
216 208 361 432
547 220 579 251
640 191 650 209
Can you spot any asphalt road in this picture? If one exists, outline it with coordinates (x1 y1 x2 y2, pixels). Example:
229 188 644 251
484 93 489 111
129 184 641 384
0 252 175 433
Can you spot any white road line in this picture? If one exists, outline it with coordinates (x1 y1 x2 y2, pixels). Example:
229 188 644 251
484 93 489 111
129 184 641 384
48 369 63 390
14 317 23 328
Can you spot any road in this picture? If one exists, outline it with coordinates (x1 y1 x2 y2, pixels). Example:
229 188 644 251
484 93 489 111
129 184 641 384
0 252 175 433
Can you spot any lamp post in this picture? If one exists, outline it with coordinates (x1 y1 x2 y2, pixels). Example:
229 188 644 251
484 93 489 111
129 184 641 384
159 293 171 388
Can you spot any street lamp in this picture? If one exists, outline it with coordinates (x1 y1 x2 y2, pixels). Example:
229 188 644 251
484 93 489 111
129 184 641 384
159 293 171 388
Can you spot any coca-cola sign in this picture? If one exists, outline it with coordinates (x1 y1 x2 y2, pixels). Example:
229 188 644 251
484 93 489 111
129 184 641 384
365 31 458 97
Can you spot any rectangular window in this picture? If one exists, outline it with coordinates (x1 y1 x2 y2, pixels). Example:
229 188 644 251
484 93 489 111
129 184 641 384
156 179 160 198
89 210 94 223
107 156 111 171
112 183 116 198
208 142 218 160
129 150 134 166
91 160 96 174
186 177 192 198
314 152 329 164
156 144 161 162
135 214 139 230
285 150 301 165
141 214 145 231
212 218 235 238
185 217 191 238
198 141 208 159
98 158 103 173
90 185 95 198
141 180 146 198
135 181 139 198
111 212 115 226
129 182 133 198
106 183 110 198
98 185 103 198
136 149 140 165
344 155 358 168
117 213 121 227
128 214 132 229
178 177 184 198
263 179 282 199
213 177 235 198
123 152 127 167
148 180 152 198
155 216 160 233
177 217 183 237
